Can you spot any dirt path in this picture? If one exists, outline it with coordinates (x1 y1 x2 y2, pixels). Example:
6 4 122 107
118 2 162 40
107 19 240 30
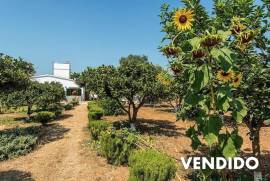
0 103 128 181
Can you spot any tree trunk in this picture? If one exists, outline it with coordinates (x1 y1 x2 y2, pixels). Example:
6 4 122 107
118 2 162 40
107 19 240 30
251 128 261 163
27 104 32 119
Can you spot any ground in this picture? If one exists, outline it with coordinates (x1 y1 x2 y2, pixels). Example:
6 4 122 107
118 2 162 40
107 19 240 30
0 103 269 181
0 103 128 181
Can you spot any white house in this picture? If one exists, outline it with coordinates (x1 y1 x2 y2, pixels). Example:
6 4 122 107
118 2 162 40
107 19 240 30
32 62 85 101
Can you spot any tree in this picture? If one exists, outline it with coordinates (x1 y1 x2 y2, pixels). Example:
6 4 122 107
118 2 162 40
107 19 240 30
83 55 162 127
0 54 34 92
2 81 42 118
37 82 65 110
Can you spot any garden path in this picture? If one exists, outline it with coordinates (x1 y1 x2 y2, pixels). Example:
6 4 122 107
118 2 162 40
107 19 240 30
0 103 128 181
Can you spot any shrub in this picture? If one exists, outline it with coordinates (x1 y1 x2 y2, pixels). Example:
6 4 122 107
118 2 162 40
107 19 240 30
99 98 124 116
71 98 79 106
89 120 110 141
34 111 54 125
128 149 177 181
64 103 73 110
88 111 103 120
100 129 137 165
0 127 38 161
88 101 103 112
47 103 64 118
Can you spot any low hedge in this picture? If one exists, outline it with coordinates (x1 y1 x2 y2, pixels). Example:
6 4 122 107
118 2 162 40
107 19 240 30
100 129 137 165
0 127 38 161
88 111 103 120
89 120 110 141
47 103 64 118
64 103 73 110
34 111 55 125
128 149 177 181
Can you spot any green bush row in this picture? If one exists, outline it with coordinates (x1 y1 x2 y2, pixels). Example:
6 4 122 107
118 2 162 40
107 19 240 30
89 120 110 141
87 101 176 181
128 149 177 181
100 128 138 165
0 127 38 161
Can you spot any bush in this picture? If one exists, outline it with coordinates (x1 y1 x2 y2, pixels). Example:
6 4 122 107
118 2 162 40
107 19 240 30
128 149 177 181
47 103 64 118
71 98 79 106
89 120 110 141
0 127 38 161
64 103 73 110
100 129 137 165
88 111 103 120
99 98 124 116
34 111 54 125
88 101 103 112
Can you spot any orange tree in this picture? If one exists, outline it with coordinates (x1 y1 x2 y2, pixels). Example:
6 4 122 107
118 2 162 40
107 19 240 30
159 0 252 179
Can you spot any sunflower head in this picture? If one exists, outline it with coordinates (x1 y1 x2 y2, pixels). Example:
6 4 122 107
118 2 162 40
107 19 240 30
173 9 194 31
192 49 207 59
170 62 183 75
201 35 222 48
216 70 234 82
231 73 243 88
156 73 171 86
231 17 246 35
238 30 256 44
161 45 181 58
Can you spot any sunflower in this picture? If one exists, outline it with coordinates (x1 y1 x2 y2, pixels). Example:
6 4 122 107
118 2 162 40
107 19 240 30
173 9 194 31
161 45 181 58
216 70 234 82
231 73 243 87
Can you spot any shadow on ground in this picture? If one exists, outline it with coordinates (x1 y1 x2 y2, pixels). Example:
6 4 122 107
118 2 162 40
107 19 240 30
136 118 185 137
0 170 34 181
38 123 70 145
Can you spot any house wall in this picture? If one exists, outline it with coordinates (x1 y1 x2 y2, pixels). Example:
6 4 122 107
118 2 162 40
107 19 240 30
33 76 79 90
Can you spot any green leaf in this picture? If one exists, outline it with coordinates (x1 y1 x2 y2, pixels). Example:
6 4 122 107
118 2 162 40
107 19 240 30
217 86 232 112
191 65 209 91
222 137 237 158
232 98 248 123
189 37 201 50
210 48 233 72
184 92 203 106
186 127 201 150
205 133 219 146
204 116 223 146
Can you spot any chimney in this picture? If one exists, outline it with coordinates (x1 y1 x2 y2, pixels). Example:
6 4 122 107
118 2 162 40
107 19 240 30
53 62 71 79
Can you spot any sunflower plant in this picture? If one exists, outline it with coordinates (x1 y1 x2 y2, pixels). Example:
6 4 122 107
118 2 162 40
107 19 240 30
159 0 253 179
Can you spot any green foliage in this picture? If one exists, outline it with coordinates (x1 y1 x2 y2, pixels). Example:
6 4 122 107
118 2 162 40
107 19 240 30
128 149 177 181
99 129 137 165
64 103 73 110
46 103 64 118
88 111 103 120
34 111 55 125
98 98 124 116
81 55 163 123
0 54 35 92
0 127 38 161
89 120 110 141
37 82 65 110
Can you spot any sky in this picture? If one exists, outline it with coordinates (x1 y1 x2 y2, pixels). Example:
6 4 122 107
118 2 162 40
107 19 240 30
0 0 222 75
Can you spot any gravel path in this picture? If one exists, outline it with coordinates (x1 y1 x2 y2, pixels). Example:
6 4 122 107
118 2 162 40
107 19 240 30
0 103 128 181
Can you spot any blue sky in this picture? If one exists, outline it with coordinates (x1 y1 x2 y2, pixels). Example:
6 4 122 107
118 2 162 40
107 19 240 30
0 0 218 75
